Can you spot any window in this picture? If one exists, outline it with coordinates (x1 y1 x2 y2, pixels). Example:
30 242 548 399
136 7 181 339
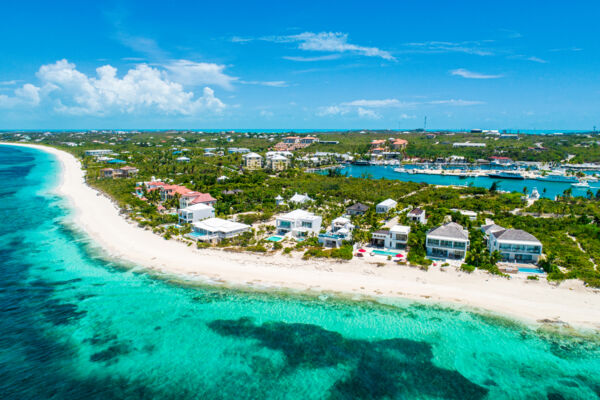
278 220 291 228
301 221 312 228
427 239 439 246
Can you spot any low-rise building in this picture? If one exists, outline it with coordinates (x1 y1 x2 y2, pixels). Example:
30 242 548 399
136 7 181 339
267 154 290 171
482 224 543 263
370 225 410 249
391 139 408 150
85 149 112 156
376 199 397 214
318 216 354 248
426 222 470 260
407 208 427 224
189 218 251 242
242 152 263 170
346 202 369 216
276 210 322 238
289 192 313 204
178 203 215 224
180 191 217 208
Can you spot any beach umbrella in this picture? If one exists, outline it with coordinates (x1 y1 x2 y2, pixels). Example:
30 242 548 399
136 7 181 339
358 249 366 253
395 254 404 258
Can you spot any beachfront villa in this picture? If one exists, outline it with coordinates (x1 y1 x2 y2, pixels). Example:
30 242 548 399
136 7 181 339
370 225 410 249
376 199 397 214
426 222 470 260
482 224 543 263
276 210 322 238
242 152 263 170
178 203 215 224
346 202 369 216
85 149 113 157
190 218 251 242
266 154 290 171
318 216 354 248
100 166 139 179
179 191 217 208
289 193 313 204
407 208 427 224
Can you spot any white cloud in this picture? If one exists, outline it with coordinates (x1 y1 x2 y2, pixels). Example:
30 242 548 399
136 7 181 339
240 80 288 87
0 83 41 108
341 99 405 108
317 105 349 117
451 68 503 79
259 110 274 117
6 59 226 116
266 32 395 61
404 41 493 56
283 54 342 62
0 80 21 86
357 107 381 119
163 59 237 90
526 56 547 64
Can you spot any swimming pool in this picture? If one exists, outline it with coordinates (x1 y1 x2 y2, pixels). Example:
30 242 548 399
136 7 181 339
372 249 402 257
518 267 545 274
266 235 284 242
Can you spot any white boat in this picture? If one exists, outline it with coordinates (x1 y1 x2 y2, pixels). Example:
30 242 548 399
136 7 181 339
393 167 408 173
572 181 590 188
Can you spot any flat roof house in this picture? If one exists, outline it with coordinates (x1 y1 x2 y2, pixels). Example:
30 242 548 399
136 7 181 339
407 208 426 224
242 152 263 170
346 202 369 216
318 216 354 248
426 222 470 260
178 203 215 224
482 224 543 263
189 218 251 242
376 199 397 214
370 225 410 249
276 209 322 238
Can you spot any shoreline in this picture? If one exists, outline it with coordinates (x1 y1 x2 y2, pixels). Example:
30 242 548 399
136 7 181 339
3 142 600 331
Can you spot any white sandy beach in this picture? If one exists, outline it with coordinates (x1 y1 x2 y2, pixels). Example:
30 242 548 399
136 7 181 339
3 142 600 331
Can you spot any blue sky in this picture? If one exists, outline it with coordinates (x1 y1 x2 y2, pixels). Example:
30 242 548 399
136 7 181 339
1 0 598 130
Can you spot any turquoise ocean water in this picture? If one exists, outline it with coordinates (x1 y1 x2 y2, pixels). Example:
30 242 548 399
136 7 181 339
1 145 600 399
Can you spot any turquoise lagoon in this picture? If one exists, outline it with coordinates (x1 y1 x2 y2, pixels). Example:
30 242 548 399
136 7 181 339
1 145 600 399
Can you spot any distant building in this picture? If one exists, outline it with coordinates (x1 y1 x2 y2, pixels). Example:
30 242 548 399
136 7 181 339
85 149 112 156
346 202 369 216
266 154 290 171
376 199 397 214
242 152 263 170
453 142 486 148
391 139 408 150
276 210 322 238
289 193 313 204
407 208 426 224
426 222 469 260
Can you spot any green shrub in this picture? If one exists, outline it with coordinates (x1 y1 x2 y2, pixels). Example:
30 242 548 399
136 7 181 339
527 275 539 280
460 264 475 273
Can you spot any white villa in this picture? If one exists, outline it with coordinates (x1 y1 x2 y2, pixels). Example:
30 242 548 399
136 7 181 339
376 199 397 214
370 225 410 249
190 218 251 242
407 208 427 224
242 152 263 170
178 203 215 224
276 209 322 238
289 193 313 204
482 224 543 263
85 149 112 157
318 216 354 248
426 222 470 260
266 154 290 171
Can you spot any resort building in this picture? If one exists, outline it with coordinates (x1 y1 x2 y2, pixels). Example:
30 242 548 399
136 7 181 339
100 166 139 179
453 142 486 148
190 218 251 242
266 154 290 171
318 216 354 248
276 210 322 238
391 139 408 150
346 202 369 216
85 149 112 156
178 203 215 224
242 152 263 170
157 184 216 208
370 225 410 249
376 199 397 214
426 222 470 260
289 193 313 204
407 208 426 224
482 224 543 263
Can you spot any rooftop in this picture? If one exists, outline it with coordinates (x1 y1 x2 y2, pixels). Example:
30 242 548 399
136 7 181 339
280 209 320 221
192 218 249 233
390 225 411 234
493 228 541 243
428 222 469 241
